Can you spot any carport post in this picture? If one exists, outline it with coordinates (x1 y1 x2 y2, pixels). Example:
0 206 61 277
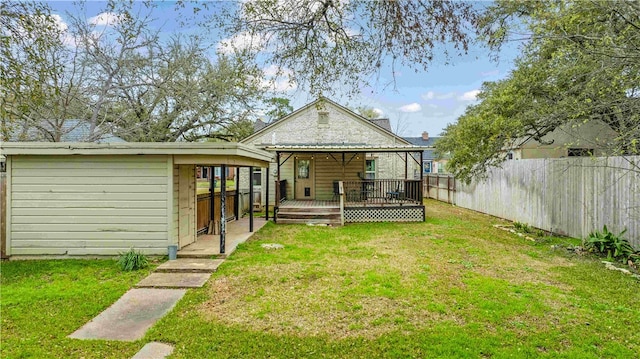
265 166 269 220
209 166 214 230
234 167 239 220
249 166 254 232
220 165 226 254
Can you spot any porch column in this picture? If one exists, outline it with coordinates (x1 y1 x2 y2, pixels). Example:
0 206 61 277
220 165 226 254
404 152 408 180
234 167 240 220
275 152 280 224
249 166 254 232
265 166 270 220
419 151 424 200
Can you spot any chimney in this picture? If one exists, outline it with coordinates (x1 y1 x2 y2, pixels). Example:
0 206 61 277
422 131 429 140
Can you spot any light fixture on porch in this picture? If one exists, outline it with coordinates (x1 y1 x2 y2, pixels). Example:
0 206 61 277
356 154 360 160
311 155 314 159
326 155 329 160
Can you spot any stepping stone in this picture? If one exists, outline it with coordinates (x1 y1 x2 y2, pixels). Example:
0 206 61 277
132 342 174 359
69 288 186 342
136 272 211 288
155 258 223 273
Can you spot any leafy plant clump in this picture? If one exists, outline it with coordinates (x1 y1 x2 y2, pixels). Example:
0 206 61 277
513 221 531 233
118 248 149 271
583 226 639 265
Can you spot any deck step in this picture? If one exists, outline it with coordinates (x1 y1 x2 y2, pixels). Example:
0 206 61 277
176 252 227 259
277 211 341 218
278 207 340 213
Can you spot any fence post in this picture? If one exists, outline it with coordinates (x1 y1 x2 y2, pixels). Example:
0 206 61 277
436 175 439 201
447 176 451 204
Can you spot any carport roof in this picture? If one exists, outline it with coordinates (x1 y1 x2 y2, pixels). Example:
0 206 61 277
0 142 274 166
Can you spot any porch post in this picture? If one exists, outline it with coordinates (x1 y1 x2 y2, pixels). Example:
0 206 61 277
249 166 254 232
234 167 240 220
209 166 214 231
419 151 424 200
275 152 281 223
404 152 408 180
265 166 270 220
220 165 226 254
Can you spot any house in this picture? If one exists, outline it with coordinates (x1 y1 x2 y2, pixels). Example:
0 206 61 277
9 119 125 143
240 98 428 224
506 120 618 160
403 132 449 174
0 142 272 258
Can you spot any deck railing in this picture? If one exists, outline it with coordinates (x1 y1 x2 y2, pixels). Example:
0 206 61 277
342 179 422 205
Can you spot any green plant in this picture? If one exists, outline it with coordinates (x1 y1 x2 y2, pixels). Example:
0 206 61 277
118 248 149 271
583 226 637 263
513 221 531 233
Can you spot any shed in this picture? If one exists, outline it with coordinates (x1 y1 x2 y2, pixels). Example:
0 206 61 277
0 142 272 258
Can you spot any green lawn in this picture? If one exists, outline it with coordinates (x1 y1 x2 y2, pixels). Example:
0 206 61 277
2 200 639 358
1 260 156 358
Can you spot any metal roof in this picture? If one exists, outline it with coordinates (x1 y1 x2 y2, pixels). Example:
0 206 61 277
0 142 274 163
265 144 430 152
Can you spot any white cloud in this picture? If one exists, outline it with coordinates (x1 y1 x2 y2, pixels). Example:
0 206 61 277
421 91 456 101
373 108 384 117
261 65 296 92
458 89 480 101
398 103 422 113
88 12 123 26
217 31 266 55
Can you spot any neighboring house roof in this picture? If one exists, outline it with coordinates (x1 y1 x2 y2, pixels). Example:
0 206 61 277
10 119 125 143
368 118 392 132
253 119 268 133
403 136 443 160
242 97 411 145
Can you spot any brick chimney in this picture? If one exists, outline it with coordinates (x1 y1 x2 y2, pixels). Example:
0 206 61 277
422 131 429 140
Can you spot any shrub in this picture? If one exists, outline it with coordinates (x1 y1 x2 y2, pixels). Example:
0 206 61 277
118 248 149 271
583 226 637 263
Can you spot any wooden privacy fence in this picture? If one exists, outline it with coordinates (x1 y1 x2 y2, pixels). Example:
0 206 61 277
424 156 640 248
423 175 456 204
1 172 6 259
196 190 253 233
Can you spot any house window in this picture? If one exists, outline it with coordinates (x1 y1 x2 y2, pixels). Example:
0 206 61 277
507 152 514 160
365 159 376 179
202 167 209 179
568 148 593 157
423 160 432 174
252 168 262 186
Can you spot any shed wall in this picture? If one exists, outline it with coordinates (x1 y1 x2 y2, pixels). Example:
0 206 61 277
9 155 169 255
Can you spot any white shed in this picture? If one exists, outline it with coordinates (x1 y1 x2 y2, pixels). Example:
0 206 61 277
0 142 272 258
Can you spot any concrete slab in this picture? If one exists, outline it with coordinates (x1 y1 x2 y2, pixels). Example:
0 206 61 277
136 272 211 288
132 342 174 359
178 217 268 258
69 288 186 341
156 258 223 273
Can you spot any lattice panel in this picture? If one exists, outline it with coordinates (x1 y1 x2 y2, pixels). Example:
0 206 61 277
344 206 424 223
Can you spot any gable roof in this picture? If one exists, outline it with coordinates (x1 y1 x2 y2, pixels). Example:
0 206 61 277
403 136 443 160
9 119 125 143
242 97 411 145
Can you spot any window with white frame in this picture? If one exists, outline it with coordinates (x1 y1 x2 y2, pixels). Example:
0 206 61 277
252 168 262 186
365 159 376 179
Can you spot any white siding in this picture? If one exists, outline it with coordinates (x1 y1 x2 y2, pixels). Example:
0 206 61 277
10 155 169 256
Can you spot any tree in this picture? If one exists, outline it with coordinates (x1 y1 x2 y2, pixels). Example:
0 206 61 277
438 0 640 182
216 0 478 97
264 97 293 123
2 1 269 143
357 106 381 119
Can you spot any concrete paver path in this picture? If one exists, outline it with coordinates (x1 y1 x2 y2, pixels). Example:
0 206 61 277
69 288 186 341
131 342 174 359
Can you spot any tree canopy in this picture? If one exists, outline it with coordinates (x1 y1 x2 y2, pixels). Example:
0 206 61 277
216 0 478 97
437 0 640 182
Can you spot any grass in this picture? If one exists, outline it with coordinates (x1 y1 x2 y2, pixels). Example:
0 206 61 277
1 259 155 358
146 200 639 358
2 200 639 358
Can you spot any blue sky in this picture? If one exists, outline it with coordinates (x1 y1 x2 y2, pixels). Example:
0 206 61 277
45 1 520 138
